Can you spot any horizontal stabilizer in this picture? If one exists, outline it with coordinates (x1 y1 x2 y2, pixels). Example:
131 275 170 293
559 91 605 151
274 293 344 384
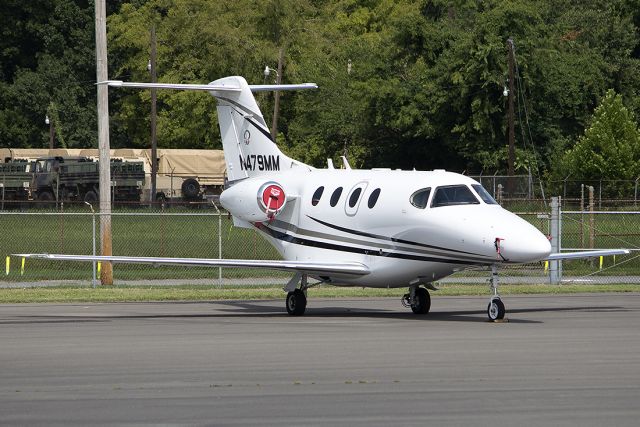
13 254 369 276
546 249 630 261
102 80 317 93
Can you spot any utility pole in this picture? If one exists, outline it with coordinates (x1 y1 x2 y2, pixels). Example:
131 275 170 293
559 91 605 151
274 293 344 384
150 25 158 204
95 0 113 285
507 38 516 194
45 115 55 149
271 47 284 139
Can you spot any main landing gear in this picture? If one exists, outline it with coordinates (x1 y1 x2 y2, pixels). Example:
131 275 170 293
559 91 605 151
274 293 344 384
285 273 309 316
402 286 431 314
487 265 506 321
286 289 306 316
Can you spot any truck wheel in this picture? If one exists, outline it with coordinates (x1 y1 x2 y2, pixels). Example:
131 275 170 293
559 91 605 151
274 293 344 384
84 190 98 203
38 191 55 208
181 178 200 200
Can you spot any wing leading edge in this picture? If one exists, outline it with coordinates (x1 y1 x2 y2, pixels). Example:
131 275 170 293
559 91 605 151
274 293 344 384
546 249 630 261
12 254 370 276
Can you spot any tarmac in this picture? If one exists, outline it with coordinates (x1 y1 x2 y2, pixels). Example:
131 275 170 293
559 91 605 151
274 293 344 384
1 294 640 426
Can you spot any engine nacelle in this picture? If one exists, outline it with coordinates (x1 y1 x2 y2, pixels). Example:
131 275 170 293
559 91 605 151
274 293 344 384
220 178 287 222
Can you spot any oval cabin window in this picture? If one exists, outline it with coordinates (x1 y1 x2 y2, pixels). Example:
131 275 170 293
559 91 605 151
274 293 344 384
368 188 381 208
349 187 362 208
311 186 324 206
330 187 343 207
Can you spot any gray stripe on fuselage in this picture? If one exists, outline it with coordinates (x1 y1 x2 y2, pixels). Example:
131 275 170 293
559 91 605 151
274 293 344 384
267 218 495 264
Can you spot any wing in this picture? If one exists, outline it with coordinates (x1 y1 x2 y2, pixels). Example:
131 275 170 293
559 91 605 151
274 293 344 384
546 249 630 261
12 254 369 276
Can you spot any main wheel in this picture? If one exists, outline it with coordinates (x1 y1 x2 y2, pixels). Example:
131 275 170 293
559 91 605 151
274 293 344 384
411 287 431 314
286 289 307 316
487 298 506 320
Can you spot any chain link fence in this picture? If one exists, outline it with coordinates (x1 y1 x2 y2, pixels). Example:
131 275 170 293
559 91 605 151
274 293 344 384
1 203 639 287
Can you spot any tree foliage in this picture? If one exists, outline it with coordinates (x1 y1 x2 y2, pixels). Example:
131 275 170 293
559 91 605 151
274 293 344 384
1 0 639 182
556 90 640 193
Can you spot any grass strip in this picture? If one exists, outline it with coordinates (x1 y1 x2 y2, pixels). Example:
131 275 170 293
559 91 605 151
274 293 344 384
0 283 639 304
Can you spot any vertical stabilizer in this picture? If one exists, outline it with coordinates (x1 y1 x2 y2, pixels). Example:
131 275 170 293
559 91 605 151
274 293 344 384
210 76 311 182
104 76 315 182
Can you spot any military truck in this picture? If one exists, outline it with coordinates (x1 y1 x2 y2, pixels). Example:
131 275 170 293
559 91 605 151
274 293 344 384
31 157 145 204
1 148 227 204
0 160 33 206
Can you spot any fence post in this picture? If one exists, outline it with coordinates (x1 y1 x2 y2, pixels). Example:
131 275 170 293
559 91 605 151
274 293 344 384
580 184 584 248
550 196 562 284
589 186 595 249
598 180 602 210
85 202 97 288
211 201 222 288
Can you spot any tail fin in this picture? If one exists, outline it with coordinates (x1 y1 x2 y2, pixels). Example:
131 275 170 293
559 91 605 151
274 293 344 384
210 76 311 181
105 76 317 182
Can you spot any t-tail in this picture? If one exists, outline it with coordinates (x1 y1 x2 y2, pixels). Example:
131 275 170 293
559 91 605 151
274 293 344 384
210 76 313 181
104 76 317 181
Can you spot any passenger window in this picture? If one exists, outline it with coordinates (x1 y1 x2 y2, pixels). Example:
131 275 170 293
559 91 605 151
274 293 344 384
330 187 343 207
368 188 381 208
348 188 362 208
311 186 324 206
431 185 479 207
410 188 431 209
472 184 498 205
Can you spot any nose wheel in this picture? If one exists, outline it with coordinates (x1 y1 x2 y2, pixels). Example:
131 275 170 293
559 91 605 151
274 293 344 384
488 297 505 320
487 265 506 321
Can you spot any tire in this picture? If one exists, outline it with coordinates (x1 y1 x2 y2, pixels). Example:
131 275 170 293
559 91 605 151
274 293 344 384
84 190 98 203
37 191 55 208
487 298 506 321
411 287 431 314
38 191 54 201
286 289 307 316
181 178 200 200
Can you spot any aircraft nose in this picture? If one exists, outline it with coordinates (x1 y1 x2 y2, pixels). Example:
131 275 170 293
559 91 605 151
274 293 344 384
497 214 551 263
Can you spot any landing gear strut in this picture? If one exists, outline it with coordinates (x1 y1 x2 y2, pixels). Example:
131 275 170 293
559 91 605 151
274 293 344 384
402 286 431 314
487 265 506 321
285 273 309 316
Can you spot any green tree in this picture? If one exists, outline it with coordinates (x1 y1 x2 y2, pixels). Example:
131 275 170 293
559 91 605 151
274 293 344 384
0 0 97 148
555 89 640 196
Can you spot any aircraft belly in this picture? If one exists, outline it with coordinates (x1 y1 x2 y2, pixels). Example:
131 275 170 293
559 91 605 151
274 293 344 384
282 244 463 287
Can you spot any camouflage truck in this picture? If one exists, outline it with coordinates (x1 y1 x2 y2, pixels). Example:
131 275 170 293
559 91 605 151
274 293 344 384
0 160 34 206
32 157 145 204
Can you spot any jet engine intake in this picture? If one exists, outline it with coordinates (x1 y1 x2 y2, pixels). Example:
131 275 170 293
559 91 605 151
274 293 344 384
219 178 287 222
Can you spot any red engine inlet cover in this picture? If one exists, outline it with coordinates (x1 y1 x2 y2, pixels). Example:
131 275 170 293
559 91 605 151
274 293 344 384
259 183 286 214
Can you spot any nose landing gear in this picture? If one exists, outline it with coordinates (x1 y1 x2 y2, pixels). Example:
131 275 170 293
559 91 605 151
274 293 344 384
402 286 431 314
487 265 506 321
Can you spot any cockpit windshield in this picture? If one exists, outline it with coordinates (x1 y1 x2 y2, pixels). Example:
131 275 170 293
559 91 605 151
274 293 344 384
431 185 480 207
471 184 498 205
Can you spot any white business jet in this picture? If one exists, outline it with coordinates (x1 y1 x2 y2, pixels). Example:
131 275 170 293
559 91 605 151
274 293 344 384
16 76 628 320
